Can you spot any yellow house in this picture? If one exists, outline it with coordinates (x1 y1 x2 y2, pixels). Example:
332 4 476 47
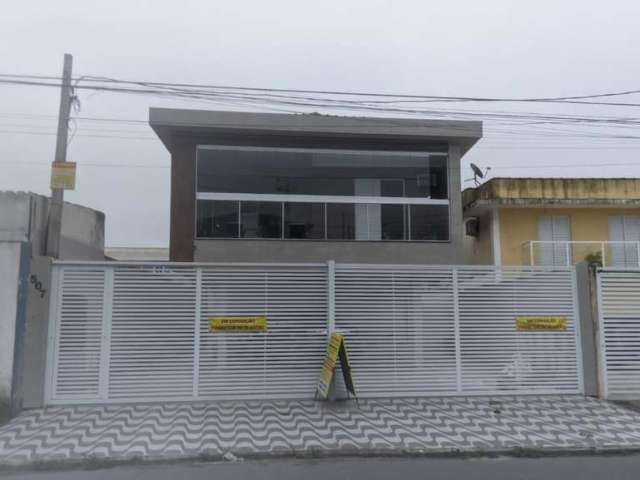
462 178 640 266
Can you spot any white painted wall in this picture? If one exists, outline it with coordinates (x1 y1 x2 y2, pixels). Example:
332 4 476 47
0 241 21 402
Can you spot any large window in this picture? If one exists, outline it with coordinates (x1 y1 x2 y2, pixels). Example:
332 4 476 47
195 146 450 241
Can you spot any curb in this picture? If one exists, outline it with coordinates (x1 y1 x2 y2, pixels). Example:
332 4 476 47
4 444 640 473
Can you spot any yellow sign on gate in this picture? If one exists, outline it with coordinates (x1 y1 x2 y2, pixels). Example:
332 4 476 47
208 316 267 332
515 316 567 331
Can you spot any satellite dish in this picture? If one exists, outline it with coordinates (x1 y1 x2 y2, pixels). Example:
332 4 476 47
470 163 484 179
466 163 491 187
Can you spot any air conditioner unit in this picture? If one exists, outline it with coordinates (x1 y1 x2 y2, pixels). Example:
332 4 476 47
465 217 480 237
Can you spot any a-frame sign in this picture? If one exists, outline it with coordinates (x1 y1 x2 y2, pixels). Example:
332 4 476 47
316 332 357 400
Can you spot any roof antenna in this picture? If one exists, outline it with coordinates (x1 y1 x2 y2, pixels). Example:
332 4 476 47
466 163 491 187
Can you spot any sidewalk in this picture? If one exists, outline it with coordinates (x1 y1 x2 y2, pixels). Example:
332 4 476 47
2 396 640 467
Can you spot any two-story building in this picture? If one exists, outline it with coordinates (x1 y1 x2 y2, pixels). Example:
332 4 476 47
463 177 640 267
149 108 482 264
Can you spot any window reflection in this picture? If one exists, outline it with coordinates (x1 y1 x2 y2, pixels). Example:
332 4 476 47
285 203 325 239
240 202 282 239
197 147 448 199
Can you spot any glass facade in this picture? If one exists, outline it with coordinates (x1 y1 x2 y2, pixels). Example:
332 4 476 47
197 200 449 241
195 146 450 242
197 147 448 199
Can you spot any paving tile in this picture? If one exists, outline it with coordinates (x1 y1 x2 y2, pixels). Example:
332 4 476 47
2 396 640 465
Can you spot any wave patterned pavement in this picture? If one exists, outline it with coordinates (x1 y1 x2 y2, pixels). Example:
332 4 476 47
2 396 640 466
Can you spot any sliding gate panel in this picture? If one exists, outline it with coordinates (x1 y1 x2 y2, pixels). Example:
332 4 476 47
335 265 582 397
198 265 328 400
457 267 582 395
598 269 640 400
47 263 327 404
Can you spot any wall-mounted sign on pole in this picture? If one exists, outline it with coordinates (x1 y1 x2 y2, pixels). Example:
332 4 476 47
208 316 267 332
515 316 567 331
50 161 76 190
316 332 357 400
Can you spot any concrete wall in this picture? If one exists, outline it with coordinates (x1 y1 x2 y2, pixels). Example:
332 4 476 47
195 238 462 264
21 256 51 409
0 241 29 421
59 202 105 260
498 206 640 265
0 191 104 260
105 247 170 261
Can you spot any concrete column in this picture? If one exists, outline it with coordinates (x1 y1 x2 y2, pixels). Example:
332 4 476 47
21 256 52 408
447 143 464 258
170 139 197 262
575 262 599 397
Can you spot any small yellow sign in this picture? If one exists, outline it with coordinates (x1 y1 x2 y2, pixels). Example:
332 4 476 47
50 161 76 190
516 316 567 331
208 316 267 332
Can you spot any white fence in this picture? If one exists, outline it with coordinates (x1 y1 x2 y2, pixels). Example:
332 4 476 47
597 268 640 400
45 262 583 405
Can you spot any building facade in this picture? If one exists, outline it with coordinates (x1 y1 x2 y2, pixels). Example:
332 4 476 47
150 108 482 263
463 178 640 266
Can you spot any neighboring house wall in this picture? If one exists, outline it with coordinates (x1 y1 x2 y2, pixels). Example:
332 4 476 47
498 207 640 265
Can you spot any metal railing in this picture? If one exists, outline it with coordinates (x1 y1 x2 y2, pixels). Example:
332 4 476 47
523 241 640 267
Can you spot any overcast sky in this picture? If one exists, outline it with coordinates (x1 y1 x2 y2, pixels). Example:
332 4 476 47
1 0 639 247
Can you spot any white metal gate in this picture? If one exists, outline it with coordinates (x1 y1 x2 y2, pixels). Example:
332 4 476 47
45 262 583 405
45 263 328 404
597 268 640 399
335 265 582 397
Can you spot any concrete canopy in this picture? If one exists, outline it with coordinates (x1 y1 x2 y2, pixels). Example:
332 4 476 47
149 108 483 154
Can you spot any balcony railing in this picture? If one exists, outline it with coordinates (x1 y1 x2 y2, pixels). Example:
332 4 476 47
522 241 640 267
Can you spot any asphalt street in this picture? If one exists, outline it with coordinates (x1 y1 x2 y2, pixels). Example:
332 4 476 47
3 454 640 480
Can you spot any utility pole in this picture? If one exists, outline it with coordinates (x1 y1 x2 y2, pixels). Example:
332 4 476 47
45 53 73 258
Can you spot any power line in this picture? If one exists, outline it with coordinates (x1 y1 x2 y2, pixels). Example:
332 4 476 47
3 77 640 121
1 159 639 170
0 129 155 140
4 72 640 104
